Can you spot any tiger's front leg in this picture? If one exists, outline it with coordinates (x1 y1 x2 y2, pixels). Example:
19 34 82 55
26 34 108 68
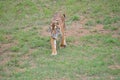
50 37 57 55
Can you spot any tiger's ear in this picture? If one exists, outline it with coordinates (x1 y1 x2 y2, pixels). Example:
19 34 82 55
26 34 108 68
63 14 65 18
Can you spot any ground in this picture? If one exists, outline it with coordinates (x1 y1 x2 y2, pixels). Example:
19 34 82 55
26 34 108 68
0 0 120 80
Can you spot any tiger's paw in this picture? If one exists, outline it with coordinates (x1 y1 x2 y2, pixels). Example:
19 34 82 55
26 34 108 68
51 52 57 55
60 44 67 48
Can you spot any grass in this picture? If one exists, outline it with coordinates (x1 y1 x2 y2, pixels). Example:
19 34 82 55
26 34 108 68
71 15 80 21
2 34 120 80
0 0 120 80
85 20 95 27
10 46 20 52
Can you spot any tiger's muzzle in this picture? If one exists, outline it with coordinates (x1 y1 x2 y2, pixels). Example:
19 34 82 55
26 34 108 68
51 26 62 39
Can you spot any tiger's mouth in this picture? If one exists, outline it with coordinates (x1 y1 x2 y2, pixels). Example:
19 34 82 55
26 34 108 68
51 33 58 39
51 32 62 39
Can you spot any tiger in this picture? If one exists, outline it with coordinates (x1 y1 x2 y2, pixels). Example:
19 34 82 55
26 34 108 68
49 12 67 55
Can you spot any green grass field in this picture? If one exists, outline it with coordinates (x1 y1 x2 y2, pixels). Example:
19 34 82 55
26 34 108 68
0 0 120 80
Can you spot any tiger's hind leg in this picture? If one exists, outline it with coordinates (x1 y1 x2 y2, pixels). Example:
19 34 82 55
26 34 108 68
60 35 67 48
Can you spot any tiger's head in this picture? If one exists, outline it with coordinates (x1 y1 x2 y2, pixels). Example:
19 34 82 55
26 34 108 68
50 20 62 39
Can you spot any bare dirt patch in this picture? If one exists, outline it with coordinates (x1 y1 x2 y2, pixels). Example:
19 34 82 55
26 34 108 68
92 24 110 34
108 64 120 70
66 21 90 37
112 29 120 38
